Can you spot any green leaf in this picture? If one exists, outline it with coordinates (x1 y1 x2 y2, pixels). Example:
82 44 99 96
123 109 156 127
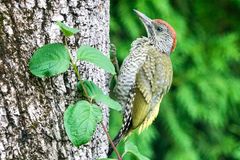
124 141 150 160
29 43 70 78
77 80 122 112
64 101 102 147
94 94 122 112
78 80 103 97
56 21 80 37
77 45 116 74
97 159 117 160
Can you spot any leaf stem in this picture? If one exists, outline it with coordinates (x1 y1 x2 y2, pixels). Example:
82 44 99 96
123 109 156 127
64 37 90 102
64 37 121 159
101 122 122 160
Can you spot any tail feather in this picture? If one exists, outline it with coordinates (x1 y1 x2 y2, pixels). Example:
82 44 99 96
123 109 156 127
108 97 133 156
108 91 135 156
107 115 132 156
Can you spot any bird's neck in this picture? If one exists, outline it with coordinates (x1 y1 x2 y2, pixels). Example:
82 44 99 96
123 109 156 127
132 37 171 55
148 36 172 55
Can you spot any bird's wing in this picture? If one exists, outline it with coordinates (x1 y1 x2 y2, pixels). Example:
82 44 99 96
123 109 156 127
133 51 173 133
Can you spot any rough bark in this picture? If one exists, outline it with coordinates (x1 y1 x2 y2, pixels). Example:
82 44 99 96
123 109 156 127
0 0 110 159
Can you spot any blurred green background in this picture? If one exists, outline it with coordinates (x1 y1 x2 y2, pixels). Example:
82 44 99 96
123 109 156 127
109 0 240 159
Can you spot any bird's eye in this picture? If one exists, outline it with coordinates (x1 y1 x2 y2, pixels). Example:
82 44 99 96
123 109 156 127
157 27 163 32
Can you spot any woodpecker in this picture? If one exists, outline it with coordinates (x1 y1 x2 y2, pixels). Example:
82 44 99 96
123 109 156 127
109 10 176 155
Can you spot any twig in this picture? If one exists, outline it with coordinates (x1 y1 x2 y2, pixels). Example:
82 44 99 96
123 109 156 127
110 44 120 75
101 122 122 160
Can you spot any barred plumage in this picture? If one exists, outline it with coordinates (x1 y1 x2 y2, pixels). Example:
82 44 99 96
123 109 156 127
108 10 176 156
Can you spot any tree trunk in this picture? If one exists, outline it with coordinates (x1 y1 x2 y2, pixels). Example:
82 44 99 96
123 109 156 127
0 0 110 159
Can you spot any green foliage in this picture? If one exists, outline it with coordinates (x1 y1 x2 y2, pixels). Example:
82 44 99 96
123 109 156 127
123 141 150 160
29 22 122 152
98 158 117 160
77 80 122 111
64 101 102 146
56 21 80 37
29 43 70 78
110 0 240 159
77 45 116 74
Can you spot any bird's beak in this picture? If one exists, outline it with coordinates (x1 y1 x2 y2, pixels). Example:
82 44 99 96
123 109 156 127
134 9 153 37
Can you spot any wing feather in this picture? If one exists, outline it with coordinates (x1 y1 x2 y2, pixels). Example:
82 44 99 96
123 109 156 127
133 50 173 133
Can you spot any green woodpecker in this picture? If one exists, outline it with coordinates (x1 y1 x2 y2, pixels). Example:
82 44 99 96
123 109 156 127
109 10 176 154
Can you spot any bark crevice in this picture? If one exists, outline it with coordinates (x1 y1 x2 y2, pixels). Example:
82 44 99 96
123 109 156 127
0 0 110 159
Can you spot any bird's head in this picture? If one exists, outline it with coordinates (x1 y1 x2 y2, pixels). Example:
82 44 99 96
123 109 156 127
134 9 177 55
